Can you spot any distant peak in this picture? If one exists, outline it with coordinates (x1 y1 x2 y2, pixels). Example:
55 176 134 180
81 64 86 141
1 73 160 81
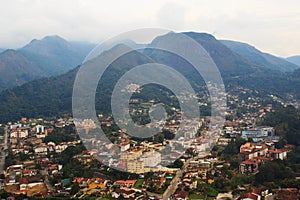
42 35 67 42
183 32 216 40
27 35 67 45
1 49 17 55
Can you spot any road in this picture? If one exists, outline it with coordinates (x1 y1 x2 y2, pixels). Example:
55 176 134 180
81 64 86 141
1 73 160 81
162 156 196 200
163 148 214 200
0 126 8 173
41 169 55 193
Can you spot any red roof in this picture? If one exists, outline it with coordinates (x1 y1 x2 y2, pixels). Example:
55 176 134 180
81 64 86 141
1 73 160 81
115 180 136 185
240 192 259 200
268 149 285 153
241 159 261 165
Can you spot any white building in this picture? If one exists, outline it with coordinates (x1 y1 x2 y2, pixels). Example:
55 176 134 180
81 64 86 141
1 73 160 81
34 145 48 155
36 125 45 133
55 144 68 153
140 151 161 167
10 129 28 138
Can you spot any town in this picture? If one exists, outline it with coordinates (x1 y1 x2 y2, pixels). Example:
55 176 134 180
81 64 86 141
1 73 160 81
0 86 299 200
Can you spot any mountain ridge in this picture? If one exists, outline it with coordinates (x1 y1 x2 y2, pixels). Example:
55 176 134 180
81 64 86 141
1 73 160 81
221 40 299 72
286 55 300 66
0 35 95 91
18 35 95 75
0 49 45 91
0 32 300 122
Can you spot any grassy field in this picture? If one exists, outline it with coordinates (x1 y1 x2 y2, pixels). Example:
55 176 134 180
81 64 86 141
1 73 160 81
133 178 144 189
189 193 205 199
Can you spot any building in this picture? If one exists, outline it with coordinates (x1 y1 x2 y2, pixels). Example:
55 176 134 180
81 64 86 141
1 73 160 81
120 143 130 152
114 180 136 188
268 149 287 160
127 161 144 174
241 129 263 142
241 127 274 142
55 144 68 153
35 125 45 134
10 129 28 139
239 142 268 161
239 159 261 174
34 145 48 155
140 151 161 167
120 149 142 161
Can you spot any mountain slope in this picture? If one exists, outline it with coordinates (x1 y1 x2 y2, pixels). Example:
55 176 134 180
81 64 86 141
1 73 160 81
19 35 95 75
0 36 95 91
0 45 153 122
0 32 299 123
145 32 258 83
286 56 300 66
0 48 5 53
221 40 299 72
184 33 257 76
0 50 45 91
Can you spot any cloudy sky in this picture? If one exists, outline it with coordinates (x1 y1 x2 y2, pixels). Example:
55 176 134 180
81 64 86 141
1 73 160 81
1 0 300 57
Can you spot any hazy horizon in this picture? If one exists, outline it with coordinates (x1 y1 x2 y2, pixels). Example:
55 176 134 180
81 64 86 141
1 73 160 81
0 0 300 57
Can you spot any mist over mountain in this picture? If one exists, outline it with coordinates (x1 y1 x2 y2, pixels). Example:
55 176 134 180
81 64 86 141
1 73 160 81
146 32 257 79
19 35 95 75
221 40 299 72
286 55 300 66
0 48 5 53
0 45 153 122
0 35 95 91
0 49 45 91
0 32 299 122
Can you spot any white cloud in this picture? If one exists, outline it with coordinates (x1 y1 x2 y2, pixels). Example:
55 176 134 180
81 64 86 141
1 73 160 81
0 0 299 56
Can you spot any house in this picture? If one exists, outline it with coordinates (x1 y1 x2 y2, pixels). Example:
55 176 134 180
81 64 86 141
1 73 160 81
239 159 261 174
23 169 37 177
87 178 107 189
112 189 136 199
7 164 23 173
19 178 29 190
172 190 188 200
10 129 28 139
239 142 268 161
55 144 68 153
252 187 273 199
35 125 45 134
238 192 261 200
276 188 298 200
182 178 197 189
268 149 287 160
120 143 130 152
34 145 48 155
72 177 89 187
114 180 136 188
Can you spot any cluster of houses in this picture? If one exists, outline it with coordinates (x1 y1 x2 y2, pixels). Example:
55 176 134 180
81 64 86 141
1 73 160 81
2 118 80 197
238 186 299 200
239 142 288 174
0 85 298 200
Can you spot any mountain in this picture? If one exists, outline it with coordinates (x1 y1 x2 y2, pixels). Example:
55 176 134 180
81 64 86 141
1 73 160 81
146 32 299 96
146 32 256 77
19 35 95 75
0 32 299 123
221 40 299 72
0 44 153 122
0 49 45 91
0 48 5 53
0 36 95 91
286 56 300 66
